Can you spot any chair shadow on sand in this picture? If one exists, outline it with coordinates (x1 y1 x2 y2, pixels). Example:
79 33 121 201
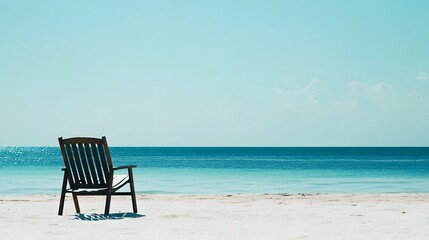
75 212 145 221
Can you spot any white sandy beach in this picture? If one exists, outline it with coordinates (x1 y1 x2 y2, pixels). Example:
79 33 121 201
1 194 428 240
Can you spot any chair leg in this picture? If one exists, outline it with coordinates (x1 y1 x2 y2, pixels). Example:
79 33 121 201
128 168 138 213
58 172 67 215
72 193 80 213
131 189 138 213
105 173 114 215
105 192 112 215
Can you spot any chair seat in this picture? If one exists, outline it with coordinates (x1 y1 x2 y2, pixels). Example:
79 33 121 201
68 175 129 193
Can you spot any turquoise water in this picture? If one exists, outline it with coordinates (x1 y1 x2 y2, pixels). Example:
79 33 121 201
0 147 428 194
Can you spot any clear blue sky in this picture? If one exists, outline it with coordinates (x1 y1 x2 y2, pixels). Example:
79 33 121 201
1 0 428 146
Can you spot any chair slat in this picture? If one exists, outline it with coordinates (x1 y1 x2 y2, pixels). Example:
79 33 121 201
78 143 93 185
97 143 110 182
91 143 106 185
71 143 86 185
65 143 79 186
84 143 99 185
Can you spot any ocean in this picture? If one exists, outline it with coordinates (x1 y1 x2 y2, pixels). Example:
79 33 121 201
0 147 428 195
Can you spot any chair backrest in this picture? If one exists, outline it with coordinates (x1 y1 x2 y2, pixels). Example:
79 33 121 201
58 136 113 189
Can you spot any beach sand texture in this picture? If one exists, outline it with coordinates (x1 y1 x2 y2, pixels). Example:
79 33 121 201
1 194 428 240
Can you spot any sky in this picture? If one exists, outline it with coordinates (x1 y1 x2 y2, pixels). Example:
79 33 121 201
1 0 429 146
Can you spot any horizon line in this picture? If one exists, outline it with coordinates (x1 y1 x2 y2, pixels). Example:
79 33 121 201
0 145 428 148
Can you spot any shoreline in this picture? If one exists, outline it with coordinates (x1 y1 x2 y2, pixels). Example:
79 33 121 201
1 193 429 239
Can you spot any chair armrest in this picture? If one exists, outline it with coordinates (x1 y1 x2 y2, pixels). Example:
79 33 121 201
112 165 137 171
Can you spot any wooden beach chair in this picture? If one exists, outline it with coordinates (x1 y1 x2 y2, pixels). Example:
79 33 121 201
58 136 137 215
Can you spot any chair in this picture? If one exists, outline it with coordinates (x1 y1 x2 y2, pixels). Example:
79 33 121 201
58 136 137 215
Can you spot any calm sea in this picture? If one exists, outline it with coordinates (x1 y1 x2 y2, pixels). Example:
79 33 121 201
0 147 428 194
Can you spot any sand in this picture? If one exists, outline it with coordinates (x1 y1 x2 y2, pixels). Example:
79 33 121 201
1 194 428 240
